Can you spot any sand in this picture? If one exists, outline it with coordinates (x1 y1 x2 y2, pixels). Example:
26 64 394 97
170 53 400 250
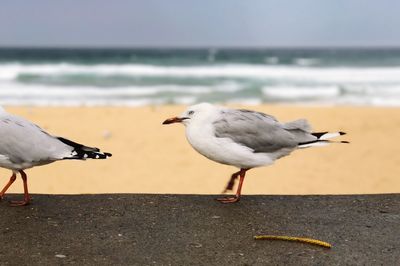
2 105 400 195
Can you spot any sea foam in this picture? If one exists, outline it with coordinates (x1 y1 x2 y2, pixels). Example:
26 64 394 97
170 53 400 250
1 61 400 106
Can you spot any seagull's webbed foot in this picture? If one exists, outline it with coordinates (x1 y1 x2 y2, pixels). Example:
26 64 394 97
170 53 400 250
215 196 240 204
218 168 249 204
6 170 31 207
9 199 30 207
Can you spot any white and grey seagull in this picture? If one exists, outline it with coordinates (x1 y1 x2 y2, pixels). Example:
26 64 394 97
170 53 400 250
163 103 347 203
0 106 111 206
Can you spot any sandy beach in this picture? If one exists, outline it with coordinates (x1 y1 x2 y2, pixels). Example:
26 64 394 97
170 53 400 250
2 105 399 195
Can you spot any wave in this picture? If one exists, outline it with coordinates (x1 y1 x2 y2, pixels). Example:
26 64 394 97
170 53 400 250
0 81 400 107
1 62 400 106
2 63 400 83
0 81 244 106
0 82 242 97
293 58 320 66
262 86 339 100
262 85 400 106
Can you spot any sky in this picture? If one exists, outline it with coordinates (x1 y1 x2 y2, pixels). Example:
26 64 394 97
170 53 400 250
0 0 399 48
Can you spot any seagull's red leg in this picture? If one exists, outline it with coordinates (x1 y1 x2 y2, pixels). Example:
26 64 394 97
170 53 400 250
9 170 30 207
222 170 241 193
216 168 249 203
0 172 17 200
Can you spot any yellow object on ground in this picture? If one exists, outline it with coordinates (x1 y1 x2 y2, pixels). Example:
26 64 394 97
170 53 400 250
254 235 332 248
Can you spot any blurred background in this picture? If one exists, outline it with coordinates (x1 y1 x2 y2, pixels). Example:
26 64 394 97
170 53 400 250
1 0 400 107
0 0 399 195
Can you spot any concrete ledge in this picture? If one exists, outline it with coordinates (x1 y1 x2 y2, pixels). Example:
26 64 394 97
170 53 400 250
1 194 399 265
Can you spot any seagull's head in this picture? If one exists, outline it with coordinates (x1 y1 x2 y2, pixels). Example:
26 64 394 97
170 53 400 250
162 103 217 126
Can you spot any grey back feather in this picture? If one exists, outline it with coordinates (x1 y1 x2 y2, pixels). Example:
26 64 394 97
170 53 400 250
283 119 312 132
0 113 71 164
213 109 317 153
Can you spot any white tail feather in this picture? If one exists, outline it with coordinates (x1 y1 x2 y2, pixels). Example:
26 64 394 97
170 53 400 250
318 132 344 140
298 141 330 148
298 131 348 148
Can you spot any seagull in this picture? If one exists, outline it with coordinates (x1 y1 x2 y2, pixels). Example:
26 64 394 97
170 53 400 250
0 107 112 206
163 103 347 203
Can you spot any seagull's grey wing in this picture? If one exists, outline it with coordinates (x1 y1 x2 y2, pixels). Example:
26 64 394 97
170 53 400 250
0 114 72 164
213 109 316 153
281 119 318 143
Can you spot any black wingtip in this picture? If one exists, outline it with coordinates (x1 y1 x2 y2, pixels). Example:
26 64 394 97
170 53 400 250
105 152 112 157
339 131 346 135
341 141 350 144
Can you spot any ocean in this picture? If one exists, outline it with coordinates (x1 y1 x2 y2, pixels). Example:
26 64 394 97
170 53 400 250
1 47 400 106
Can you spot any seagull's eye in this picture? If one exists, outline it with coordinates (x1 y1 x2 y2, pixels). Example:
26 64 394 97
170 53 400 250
188 110 195 116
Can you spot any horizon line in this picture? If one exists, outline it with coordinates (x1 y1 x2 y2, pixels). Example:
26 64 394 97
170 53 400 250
1 45 400 50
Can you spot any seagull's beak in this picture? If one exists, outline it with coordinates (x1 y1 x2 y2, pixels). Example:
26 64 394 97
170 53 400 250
162 117 188 125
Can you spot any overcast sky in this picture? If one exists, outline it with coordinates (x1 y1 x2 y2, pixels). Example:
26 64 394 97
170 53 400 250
0 0 399 48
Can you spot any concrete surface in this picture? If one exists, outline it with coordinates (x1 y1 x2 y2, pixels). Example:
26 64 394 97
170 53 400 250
0 194 399 265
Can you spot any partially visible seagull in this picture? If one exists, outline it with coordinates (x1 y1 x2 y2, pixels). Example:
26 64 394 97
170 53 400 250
163 103 347 203
0 106 112 206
